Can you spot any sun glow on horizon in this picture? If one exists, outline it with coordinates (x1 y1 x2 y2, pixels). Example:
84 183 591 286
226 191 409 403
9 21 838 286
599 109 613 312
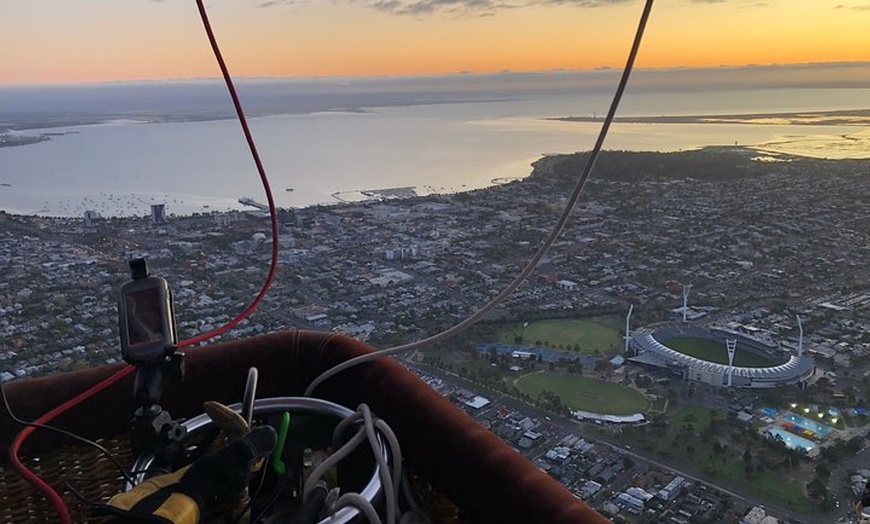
1 1 868 86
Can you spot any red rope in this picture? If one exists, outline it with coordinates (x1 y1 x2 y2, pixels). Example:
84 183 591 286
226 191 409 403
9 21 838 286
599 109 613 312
8 1 281 521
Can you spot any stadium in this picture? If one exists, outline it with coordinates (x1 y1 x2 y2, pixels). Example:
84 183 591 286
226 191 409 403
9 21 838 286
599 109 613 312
629 323 815 388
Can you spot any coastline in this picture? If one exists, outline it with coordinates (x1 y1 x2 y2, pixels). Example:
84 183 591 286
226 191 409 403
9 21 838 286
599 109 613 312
2 147 866 219
749 129 870 160
548 108 870 126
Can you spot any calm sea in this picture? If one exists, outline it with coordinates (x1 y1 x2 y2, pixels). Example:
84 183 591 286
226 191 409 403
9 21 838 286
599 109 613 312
1 86 868 217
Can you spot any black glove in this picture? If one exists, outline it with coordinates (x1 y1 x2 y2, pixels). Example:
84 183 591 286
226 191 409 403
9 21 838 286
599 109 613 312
99 425 277 524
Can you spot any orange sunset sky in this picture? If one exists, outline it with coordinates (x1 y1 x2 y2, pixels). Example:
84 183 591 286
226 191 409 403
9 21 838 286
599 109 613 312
1 0 868 85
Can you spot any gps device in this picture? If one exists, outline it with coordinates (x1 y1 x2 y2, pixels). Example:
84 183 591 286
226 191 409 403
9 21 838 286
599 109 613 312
119 259 177 364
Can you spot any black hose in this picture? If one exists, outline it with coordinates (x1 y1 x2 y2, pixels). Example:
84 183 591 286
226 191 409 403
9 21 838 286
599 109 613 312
286 483 328 524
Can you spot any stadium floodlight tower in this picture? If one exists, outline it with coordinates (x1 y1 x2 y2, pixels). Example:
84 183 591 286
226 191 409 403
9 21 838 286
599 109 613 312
624 304 634 354
796 314 804 357
726 339 737 387
682 284 692 322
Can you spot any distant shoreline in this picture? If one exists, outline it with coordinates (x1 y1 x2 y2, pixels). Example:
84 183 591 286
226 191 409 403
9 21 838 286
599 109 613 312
547 108 870 126
0 134 51 148
0 98 511 137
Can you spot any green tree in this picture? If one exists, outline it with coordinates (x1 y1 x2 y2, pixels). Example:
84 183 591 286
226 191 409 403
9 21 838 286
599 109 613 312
807 476 828 500
815 460 831 480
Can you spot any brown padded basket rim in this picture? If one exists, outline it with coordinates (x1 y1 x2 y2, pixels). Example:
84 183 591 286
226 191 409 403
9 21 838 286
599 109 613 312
1 329 609 524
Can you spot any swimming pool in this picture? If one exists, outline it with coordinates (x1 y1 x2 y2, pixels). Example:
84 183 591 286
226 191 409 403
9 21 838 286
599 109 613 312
782 412 832 437
767 427 816 452
759 407 778 417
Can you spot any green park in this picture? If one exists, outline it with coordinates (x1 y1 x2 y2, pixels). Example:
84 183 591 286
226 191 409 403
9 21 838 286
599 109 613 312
499 316 623 356
515 371 649 415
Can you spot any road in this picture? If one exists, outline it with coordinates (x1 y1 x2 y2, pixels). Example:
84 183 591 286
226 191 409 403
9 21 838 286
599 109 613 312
829 445 870 523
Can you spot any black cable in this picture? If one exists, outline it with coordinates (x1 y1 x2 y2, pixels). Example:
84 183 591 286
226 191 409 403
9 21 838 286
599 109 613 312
304 0 656 397
63 470 160 483
1 380 136 485
286 483 328 524
229 453 271 524
62 480 95 506
251 465 295 523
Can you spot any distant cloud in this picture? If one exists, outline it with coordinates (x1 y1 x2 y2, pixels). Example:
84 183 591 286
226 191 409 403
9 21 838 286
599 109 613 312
358 0 777 16
534 0 634 5
834 3 870 9
688 0 770 5
363 0 636 17
367 0 508 16
256 0 302 7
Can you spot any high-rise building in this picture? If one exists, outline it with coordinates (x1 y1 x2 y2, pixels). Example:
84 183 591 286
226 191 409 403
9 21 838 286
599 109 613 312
151 204 167 225
84 210 101 228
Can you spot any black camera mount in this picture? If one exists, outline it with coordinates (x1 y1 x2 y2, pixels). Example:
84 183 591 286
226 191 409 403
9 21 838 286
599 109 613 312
121 258 187 461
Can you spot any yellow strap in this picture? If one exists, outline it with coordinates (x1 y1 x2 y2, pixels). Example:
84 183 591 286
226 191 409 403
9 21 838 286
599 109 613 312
106 466 190 511
204 400 249 438
153 492 201 524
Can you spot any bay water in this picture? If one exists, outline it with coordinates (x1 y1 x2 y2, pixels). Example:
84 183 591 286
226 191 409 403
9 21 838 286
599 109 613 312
1 86 868 217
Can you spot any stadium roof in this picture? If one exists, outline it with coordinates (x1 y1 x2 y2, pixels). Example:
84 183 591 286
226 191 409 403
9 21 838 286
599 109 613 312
632 327 815 382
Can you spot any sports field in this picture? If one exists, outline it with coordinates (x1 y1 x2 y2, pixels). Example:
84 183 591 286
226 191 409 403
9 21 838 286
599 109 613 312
499 317 622 355
663 337 776 368
516 372 649 415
